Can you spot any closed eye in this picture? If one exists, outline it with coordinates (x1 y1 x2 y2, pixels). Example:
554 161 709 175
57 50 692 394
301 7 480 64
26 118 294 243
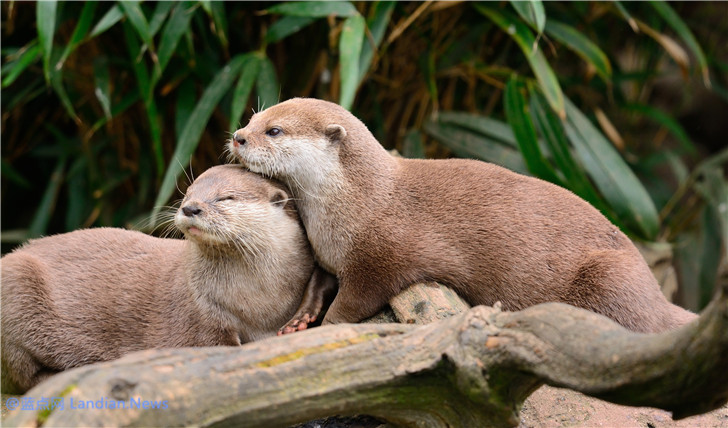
216 196 236 202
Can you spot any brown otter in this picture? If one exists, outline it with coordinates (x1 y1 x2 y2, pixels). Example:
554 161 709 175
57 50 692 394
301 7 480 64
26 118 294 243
228 98 696 333
1 165 336 393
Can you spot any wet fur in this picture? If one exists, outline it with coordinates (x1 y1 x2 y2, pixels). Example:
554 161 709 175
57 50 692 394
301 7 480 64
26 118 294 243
229 98 696 334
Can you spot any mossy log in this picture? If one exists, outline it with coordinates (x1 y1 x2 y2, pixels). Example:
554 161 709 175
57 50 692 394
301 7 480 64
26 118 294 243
5 278 728 427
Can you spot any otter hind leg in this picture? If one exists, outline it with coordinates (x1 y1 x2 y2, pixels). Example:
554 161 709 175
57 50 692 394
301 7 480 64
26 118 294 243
569 249 694 333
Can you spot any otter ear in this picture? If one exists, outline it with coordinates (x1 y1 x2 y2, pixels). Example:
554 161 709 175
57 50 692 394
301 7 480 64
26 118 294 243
325 124 347 144
270 189 288 207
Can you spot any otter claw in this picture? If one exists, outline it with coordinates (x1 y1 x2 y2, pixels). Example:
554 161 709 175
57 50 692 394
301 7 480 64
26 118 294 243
279 313 317 335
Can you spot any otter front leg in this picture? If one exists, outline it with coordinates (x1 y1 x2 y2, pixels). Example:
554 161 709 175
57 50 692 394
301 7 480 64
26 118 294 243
279 266 338 335
321 272 396 324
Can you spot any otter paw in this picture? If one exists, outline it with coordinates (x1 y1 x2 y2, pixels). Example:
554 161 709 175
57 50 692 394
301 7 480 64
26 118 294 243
278 314 317 335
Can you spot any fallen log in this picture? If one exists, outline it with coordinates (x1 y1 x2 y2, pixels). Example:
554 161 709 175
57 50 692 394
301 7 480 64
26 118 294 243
5 278 727 427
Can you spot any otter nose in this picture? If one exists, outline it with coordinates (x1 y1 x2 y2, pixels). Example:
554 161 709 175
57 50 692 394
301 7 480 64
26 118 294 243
181 204 202 217
232 131 246 147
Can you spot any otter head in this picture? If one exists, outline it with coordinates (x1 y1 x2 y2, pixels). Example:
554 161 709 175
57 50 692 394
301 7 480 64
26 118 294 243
175 165 302 256
227 98 365 191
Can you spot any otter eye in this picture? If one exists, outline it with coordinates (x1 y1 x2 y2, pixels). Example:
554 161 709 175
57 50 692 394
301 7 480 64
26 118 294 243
266 127 281 137
216 195 235 202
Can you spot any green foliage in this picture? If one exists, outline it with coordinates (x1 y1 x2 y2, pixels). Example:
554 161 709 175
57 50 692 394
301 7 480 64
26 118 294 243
1 1 726 309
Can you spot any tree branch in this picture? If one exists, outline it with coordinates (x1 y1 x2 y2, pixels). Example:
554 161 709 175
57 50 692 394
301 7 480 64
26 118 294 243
5 279 727 427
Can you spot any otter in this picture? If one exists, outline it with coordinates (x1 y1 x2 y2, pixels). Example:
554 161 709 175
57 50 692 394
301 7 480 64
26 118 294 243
1 165 336 393
228 98 696 333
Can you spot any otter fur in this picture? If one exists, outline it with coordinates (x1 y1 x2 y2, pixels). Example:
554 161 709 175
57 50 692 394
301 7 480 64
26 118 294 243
228 98 696 334
1 165 335 393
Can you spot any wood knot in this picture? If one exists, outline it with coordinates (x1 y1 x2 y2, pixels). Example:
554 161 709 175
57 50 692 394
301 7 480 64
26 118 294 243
109 378 137 401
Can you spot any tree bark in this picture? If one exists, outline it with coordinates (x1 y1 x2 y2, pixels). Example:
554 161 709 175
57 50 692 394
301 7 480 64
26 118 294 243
5 278 727 428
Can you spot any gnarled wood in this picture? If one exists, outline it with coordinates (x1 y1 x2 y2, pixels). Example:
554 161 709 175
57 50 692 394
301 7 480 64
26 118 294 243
5 279 727 427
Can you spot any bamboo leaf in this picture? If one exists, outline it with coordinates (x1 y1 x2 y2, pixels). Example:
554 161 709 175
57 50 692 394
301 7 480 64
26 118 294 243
29 157 67 238
90 5 124 38
267 1 358 18
504 76 560 184
175 79 196 141
544 20 612 83
118 1 155 53
149 1 175 37
423 121 528 174
614 1 638 32
2 41 41 88
529 88 611 217
339 14 366 110
57 2 97 70
123 20 163 175
510 0 545 34
358 1 395 83
402 130 425 159
635 19 690 81
649 0 711 87
265 15 317 44
255 55 280 111
624 103 697 156
563 97 659 239
476 5 564 117
230 54 260 133
93 58 112 120
208 1 229 49
157 1 196 76
36 0 57 84
153 54 249 221
695 167 728 253
437 112 518 148
50 65 78 121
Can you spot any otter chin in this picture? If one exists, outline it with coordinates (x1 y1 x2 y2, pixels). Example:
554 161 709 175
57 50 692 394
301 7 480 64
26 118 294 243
1 165 336 394
228 97 696 334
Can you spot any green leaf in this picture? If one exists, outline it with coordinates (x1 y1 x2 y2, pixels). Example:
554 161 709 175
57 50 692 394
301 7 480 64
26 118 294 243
510 0 545 34
563 97 659 239
529 88 610 216
265 15 317 44
229 54 260 133
57 2 97 70
437 112 518 148
476 5 564 117
149 1 175 37
36 0 57 84
402 130 425 159
423 121 528 174
175 79 196 142
267 1 358 18
156 1 196 77
339 13 366 110
504 77 560 184
29 157 67 238
153 54 249 221
613 2 638 32
255 55 280 111
695 167 728 253
2 41 41 88
208 1 229 49
1 158 32 188
649 1 711 87
358 1 395 83
624 103 696 156
544 20 612 83
118 1 155 53
123 20 163 175
90 5 124 38
50 65 78 121
93 58 112 120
